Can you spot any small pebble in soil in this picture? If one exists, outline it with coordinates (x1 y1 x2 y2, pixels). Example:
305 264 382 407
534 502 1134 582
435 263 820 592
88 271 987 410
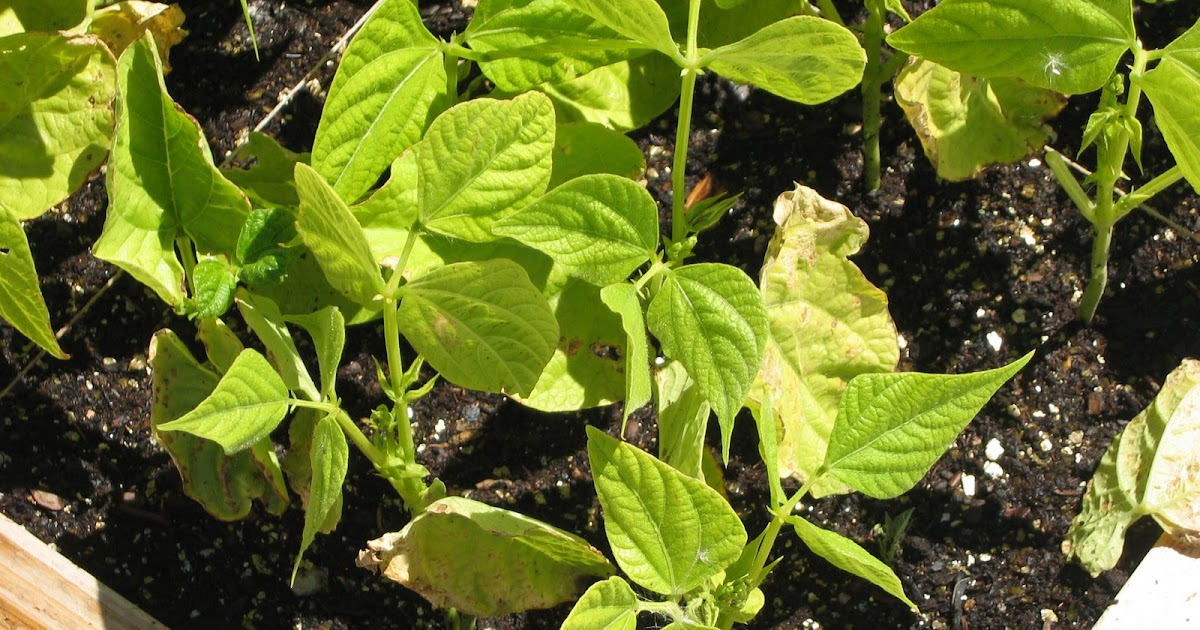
986 330 1004 351
961 474 977 497
985 438 1005 461
983 461 1005 478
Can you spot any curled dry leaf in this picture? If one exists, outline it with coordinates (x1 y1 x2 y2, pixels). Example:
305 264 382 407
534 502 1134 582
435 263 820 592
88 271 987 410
358 497 613 617
89 1 188 73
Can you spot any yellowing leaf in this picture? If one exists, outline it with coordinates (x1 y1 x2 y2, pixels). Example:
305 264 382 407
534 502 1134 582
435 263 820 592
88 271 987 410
1066 359 1200 576
895 58 1066 181
89 2 187 73
359 497 613 617
749 184 898 497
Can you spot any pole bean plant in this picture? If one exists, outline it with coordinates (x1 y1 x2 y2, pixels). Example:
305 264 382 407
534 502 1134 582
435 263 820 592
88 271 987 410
6 0 1036 627
888 0 1200 323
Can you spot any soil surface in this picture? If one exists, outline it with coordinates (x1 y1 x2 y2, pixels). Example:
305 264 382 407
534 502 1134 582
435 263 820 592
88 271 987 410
3 1 1199 629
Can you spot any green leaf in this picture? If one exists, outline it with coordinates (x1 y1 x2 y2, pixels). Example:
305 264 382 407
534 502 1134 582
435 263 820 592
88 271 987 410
647 263 768 458
654 360 709 480
0 0 88 35
419 93 555 241
895 59 1067 181
601 282 652 424
312 0 446 202
820 352 1033 499
189 259 237 319
1142 21 1200 193
790 516 917 610
541 53 681 132
281 408 342 527
235 207 296 285
294 162 385 307
313 47 447 202
222 132 308 207
292 413 348 583
886 0 1135 94
250 244 380 326
587 426 746 596
398 259 558 397
1065 359 1200 576
561 576 639 630
286 307 347 400
353 151 421 264
556 0 678 58
754 392 784 507
884 0 911 22
0 33 115 221
467 0 647 92
360 496 614 617
518 270 627 411
326 0 440 98
149 330 288 520
196 317 244 374
0 206 65 358
706 16 865 105
236 291 321 401
749 184 899 497
156 349 291 455
551 121 646 188
690 0 807 49
494 174 658 286
96 35 250 306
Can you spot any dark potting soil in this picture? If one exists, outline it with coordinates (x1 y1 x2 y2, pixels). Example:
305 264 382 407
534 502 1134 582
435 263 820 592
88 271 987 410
2 1 1198 629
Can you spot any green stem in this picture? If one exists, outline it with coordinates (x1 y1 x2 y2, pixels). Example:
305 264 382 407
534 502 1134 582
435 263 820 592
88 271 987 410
861 0 886 191
1076 46 1148 324
443 46 460 105
1045 150 1096 222
292 399 392 465
1077 221 1113 325
815 0 845 26
176 236 198 293
747 479 812 586
1114 165 1184 220
670 0 704 245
